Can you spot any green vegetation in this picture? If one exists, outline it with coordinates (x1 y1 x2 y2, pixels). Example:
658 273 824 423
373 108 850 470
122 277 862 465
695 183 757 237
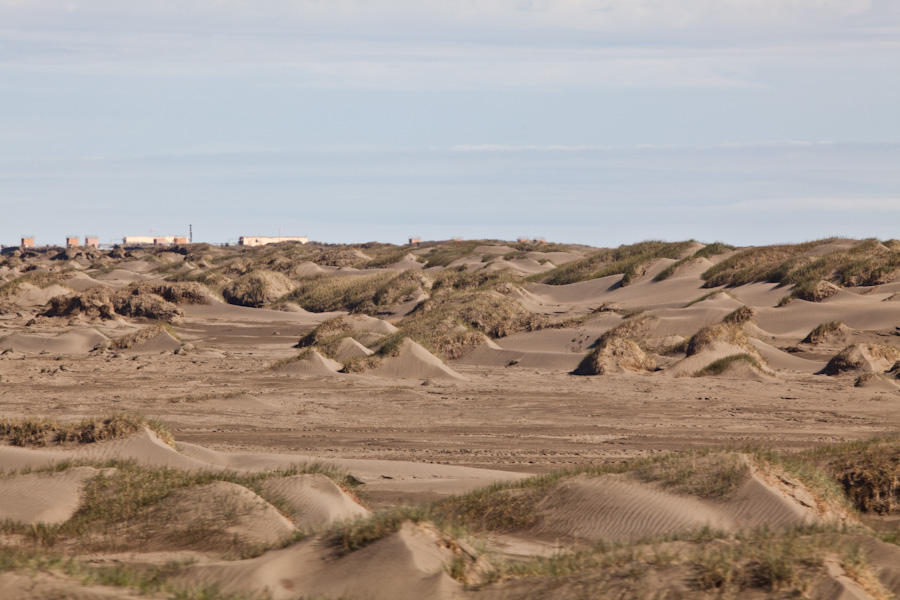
0 460 358 553
420 241 480 268
279 271 424 313
685 321 759 358
702 238 900 294
631 451 748 498
533 241 695 286
802 320 845 344
0 270 74 298
0 549 252 599
693 242 735 259
381 289 546 360
654 242 735 281
111 322 180 350
0 414 175 448
693 353 764 377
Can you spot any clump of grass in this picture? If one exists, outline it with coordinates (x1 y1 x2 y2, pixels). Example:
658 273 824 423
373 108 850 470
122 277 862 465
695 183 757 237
722 305 754 325
693 242 735 259
0 414 174 449
326 506 431 554
631 451 748 499
573 336 656 376
296 316 353 348
822 343 900 376
433 484 546 532
693 354 764 377
111 323 178 350
802 321 845 344
828 440 900 514
221 270 294 308
685 322 758 358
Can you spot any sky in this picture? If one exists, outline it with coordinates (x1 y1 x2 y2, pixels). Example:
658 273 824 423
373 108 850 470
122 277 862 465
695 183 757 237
0 1 898 247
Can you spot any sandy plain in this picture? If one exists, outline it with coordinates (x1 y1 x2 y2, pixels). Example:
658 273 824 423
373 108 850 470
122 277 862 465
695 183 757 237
2 238 900 598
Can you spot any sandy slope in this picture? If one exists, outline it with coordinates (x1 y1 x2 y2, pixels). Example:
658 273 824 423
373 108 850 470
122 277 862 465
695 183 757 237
532 466 822 544
372 339 466 380
0 466 107 525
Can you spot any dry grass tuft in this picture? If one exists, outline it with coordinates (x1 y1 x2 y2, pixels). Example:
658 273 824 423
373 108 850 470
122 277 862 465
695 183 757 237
802 321 846 344
693 353 765 377
0 413 175 448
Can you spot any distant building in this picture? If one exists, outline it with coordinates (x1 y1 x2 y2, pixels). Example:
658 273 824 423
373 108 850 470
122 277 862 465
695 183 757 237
409 237 422 245
123 235 187 246
238 236 308 247
66 236 79 247
517 237 531 243
85 236 100 248
21 236 35 248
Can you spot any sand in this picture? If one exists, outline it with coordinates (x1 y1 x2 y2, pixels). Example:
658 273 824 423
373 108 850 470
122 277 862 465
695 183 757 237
371 338 466 380
4 239 900 599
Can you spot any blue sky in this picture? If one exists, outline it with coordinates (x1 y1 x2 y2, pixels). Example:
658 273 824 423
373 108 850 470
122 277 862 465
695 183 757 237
1 1 898 247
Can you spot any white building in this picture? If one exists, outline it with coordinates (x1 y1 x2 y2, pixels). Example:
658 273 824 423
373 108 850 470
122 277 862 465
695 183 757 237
123 236 188 246
239 236 308 246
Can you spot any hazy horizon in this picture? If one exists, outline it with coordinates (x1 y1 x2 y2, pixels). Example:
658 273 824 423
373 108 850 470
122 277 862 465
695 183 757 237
2 1 898 247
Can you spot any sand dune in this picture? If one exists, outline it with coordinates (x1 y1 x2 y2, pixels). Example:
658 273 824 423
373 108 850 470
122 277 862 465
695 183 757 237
127 329 182 353
149 481 296 551
0 466 107 525
0 328 109 354
275 350 342 376
533 466 822 544
5 239 900 598
372 338 465 380
343 313 399 335
749 338 827 373
332 336 373 362
0 572 151 600
174 522 464 600
455 339 585 370
0 428 207 473
5 283 73 308
260 473 370 529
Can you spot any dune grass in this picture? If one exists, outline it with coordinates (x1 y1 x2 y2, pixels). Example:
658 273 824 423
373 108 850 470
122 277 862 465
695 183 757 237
0 460 359 553
701 237 900 293
0 414 175 448
533 241 695 286
693 353 764 377
0 548 253 599
654 242 735 282
802 321 845 344
420 241 481 268
681 289 737 308
111 323 180 350
0 270 75 298
278 271 423 314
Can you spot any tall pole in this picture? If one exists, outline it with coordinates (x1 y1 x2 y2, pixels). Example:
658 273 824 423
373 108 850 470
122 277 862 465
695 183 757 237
189 224 193 243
